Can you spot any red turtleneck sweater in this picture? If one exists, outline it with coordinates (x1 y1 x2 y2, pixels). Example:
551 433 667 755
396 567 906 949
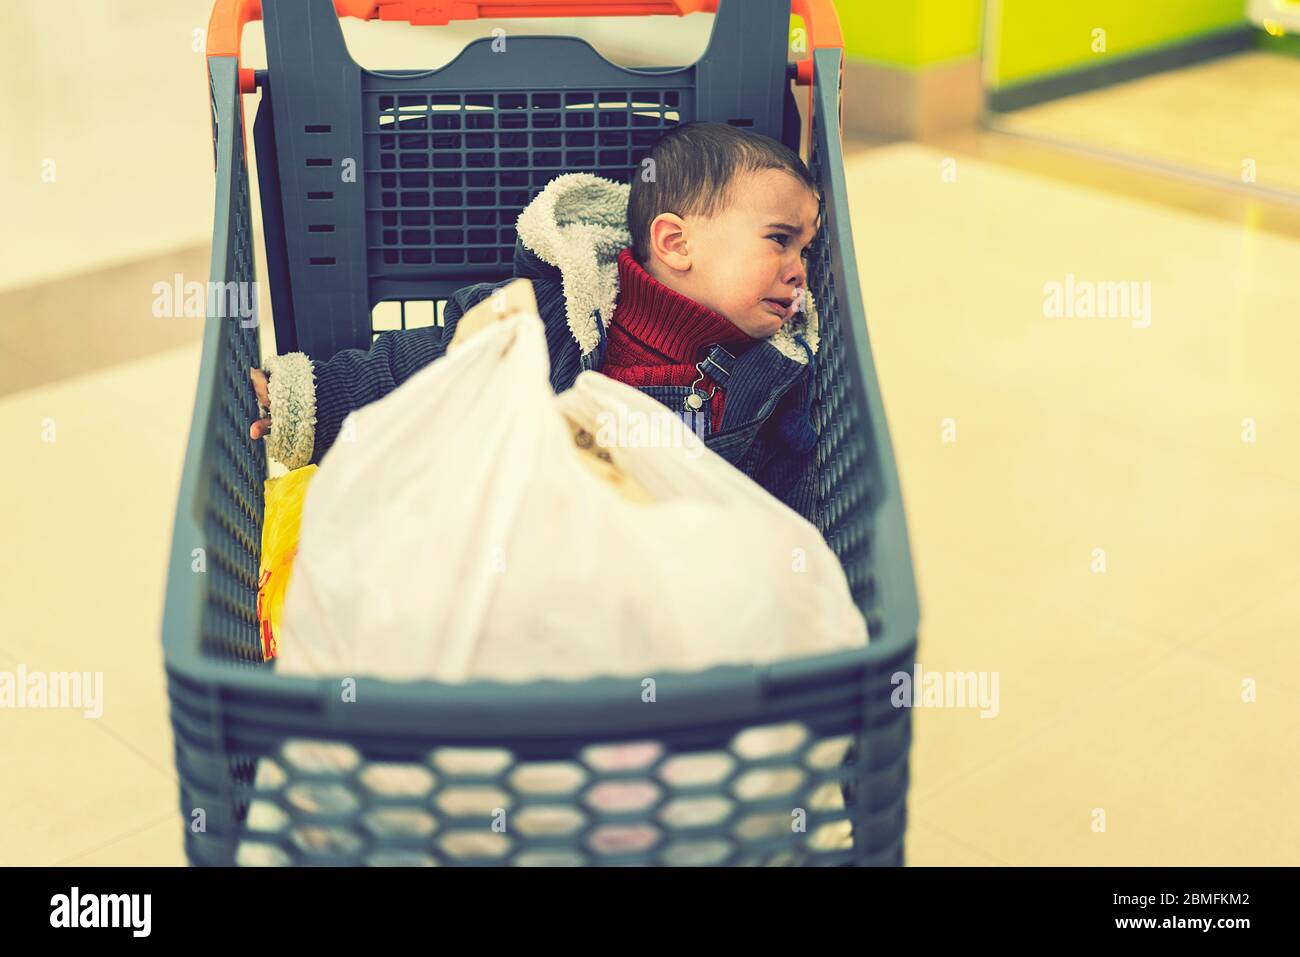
603 248 755 434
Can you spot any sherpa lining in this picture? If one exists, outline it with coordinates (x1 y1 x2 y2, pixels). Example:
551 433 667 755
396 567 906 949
261 351 316 470
515 172 821 365
515 172 631 356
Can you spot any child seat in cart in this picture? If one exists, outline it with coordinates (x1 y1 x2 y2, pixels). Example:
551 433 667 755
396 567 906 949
161 0 921 866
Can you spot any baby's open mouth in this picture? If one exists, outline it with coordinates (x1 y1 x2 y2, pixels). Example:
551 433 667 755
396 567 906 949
762 297 792 314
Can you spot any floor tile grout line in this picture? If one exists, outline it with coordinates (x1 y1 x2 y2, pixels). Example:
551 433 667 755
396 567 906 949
914 125 1300 243
0 642 180 785
1063 559 1300 651
908 651 1164 807
911 543 1300 702
910 564 1300 805
88 718 179 787
0 643 179 783
1174 638 1300 700
54 810 179 867
982 117 1300 210
878 348 1300 497
906 816 1013 867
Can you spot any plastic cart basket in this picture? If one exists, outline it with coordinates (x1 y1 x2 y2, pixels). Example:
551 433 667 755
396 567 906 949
163 0 920 866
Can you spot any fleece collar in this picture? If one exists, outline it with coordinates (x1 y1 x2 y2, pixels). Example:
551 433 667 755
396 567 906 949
514 172 821 366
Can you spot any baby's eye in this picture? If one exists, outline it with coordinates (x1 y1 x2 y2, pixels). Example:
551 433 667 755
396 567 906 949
769 233 814 259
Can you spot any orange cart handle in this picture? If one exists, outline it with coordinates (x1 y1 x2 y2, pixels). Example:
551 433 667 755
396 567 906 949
207 0 840 93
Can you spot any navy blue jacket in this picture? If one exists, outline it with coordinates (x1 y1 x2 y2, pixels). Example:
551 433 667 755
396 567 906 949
298 176 821 523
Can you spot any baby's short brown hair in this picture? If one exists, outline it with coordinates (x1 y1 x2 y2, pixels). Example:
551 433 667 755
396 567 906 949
627 121 818 264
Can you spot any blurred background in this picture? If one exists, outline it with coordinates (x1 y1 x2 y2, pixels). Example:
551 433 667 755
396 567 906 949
1 0 1296 866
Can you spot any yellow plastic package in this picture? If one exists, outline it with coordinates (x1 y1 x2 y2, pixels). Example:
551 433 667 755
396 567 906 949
256 465 318 661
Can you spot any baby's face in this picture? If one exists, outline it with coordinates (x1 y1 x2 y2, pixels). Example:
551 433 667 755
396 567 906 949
657 168 820 339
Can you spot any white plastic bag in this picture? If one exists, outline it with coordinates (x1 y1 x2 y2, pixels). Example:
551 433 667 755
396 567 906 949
276 302 867 683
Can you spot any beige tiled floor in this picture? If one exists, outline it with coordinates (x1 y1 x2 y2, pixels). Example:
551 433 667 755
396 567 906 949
2 4 1298 868
851 142 1300 865
994 52 1300 196
0 344 205 865
4 137 1297 866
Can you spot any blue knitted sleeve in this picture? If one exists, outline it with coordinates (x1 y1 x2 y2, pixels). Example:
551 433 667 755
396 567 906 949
307 282 500 465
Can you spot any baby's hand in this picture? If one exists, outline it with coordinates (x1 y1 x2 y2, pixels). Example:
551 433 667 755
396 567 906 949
249 368 271 440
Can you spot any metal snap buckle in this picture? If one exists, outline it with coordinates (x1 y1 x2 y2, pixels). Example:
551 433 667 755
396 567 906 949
684 358 717 411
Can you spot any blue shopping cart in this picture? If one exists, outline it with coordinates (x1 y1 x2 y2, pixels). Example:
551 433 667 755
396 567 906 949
162 0 920 866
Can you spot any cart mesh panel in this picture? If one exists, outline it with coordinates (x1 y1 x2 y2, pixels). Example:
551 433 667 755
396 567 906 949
231 727 880 866
364 90 683 275
805 96 879 637
203 103 268 667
